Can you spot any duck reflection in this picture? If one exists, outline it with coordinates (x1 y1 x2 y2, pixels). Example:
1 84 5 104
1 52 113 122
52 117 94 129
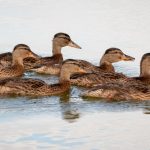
143 102 150 114
59 91 80 123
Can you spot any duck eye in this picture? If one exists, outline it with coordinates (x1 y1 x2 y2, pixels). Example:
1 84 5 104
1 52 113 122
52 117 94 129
113 52 118 54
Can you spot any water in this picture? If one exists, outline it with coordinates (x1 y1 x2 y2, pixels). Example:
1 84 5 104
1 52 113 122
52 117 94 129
0 0 150 149
0 94 150 150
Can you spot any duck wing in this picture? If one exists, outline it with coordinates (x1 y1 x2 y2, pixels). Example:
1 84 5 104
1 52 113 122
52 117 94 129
0 52 12 67
70 72 127 87
0 78 47 96
30 63 61 75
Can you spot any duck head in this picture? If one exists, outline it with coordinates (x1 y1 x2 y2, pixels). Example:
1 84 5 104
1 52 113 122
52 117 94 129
52 33 81 55
140 53 150 78
100 48 135 65
12 44 39 65
59 61 87 83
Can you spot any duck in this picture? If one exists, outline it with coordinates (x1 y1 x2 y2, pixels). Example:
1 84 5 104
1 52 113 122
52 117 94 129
82 53 150 100
0 44 38 79
69 48 134 87
0 61 87 96
0 33 81 72
66 48 134 73
0 44 40 70
30 32 81 75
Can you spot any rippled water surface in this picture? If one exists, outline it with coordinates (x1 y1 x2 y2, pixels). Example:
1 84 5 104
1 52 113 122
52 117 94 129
0 91 150 150
0 0 150 150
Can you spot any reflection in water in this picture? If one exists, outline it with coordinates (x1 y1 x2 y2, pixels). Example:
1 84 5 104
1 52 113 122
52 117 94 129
59 90 80 123
143 103 150 114
63 110 80 122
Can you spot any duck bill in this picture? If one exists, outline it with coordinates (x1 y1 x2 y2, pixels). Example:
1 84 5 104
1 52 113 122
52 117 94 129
122 54 135 61
68 40 82 49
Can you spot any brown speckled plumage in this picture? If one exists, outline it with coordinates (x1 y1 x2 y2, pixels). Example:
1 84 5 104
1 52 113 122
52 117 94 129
71 72 127 87
0 52 12 67
31 33 81 75
0 44 40 70
67 48 134 73
0 61 87 96
0 78 70 96
82 81 150 100
69 48 134 87
0 44 38 79
82 53 150 100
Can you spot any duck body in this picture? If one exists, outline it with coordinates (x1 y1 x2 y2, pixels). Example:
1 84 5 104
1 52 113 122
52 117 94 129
0 63 24 79
82 80 150 101
69 48 134 87
0 61 87 96
82 53 150 100
0 52 12 68
39 54 63 65
0 78 70 96
31 54 63 75
71 72 127 87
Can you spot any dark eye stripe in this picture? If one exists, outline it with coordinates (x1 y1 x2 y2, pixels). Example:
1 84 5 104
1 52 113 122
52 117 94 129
18 47 31 51
58 37 70 41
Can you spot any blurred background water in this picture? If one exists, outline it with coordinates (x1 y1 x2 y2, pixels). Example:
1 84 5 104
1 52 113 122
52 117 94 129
0 0 150 149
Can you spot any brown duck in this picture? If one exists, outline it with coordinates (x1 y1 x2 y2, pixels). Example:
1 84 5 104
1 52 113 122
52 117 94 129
0 44 38 79
0 33 81 72
0 44 40 70
30 32 81 75
0 61 87 96
70 48 134 87
82 53 150 100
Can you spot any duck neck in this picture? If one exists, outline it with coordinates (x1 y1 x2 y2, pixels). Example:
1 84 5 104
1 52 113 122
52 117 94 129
140 61 150 78
100 54 113 65
57 70 71 94
52 42 62 55
52 54 63 64
59 70 71 83
12 56 24 68
11 57 24 76
99 62 115 72
99 54 115 72
99 57 114 72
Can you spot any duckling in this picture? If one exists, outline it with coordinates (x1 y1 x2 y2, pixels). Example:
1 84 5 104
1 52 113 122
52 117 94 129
66 48 134 73
0 61 87 96
0 44 40 70
82 53 150 100
30 32 81 75
0 44 38 79
70 48 134 87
